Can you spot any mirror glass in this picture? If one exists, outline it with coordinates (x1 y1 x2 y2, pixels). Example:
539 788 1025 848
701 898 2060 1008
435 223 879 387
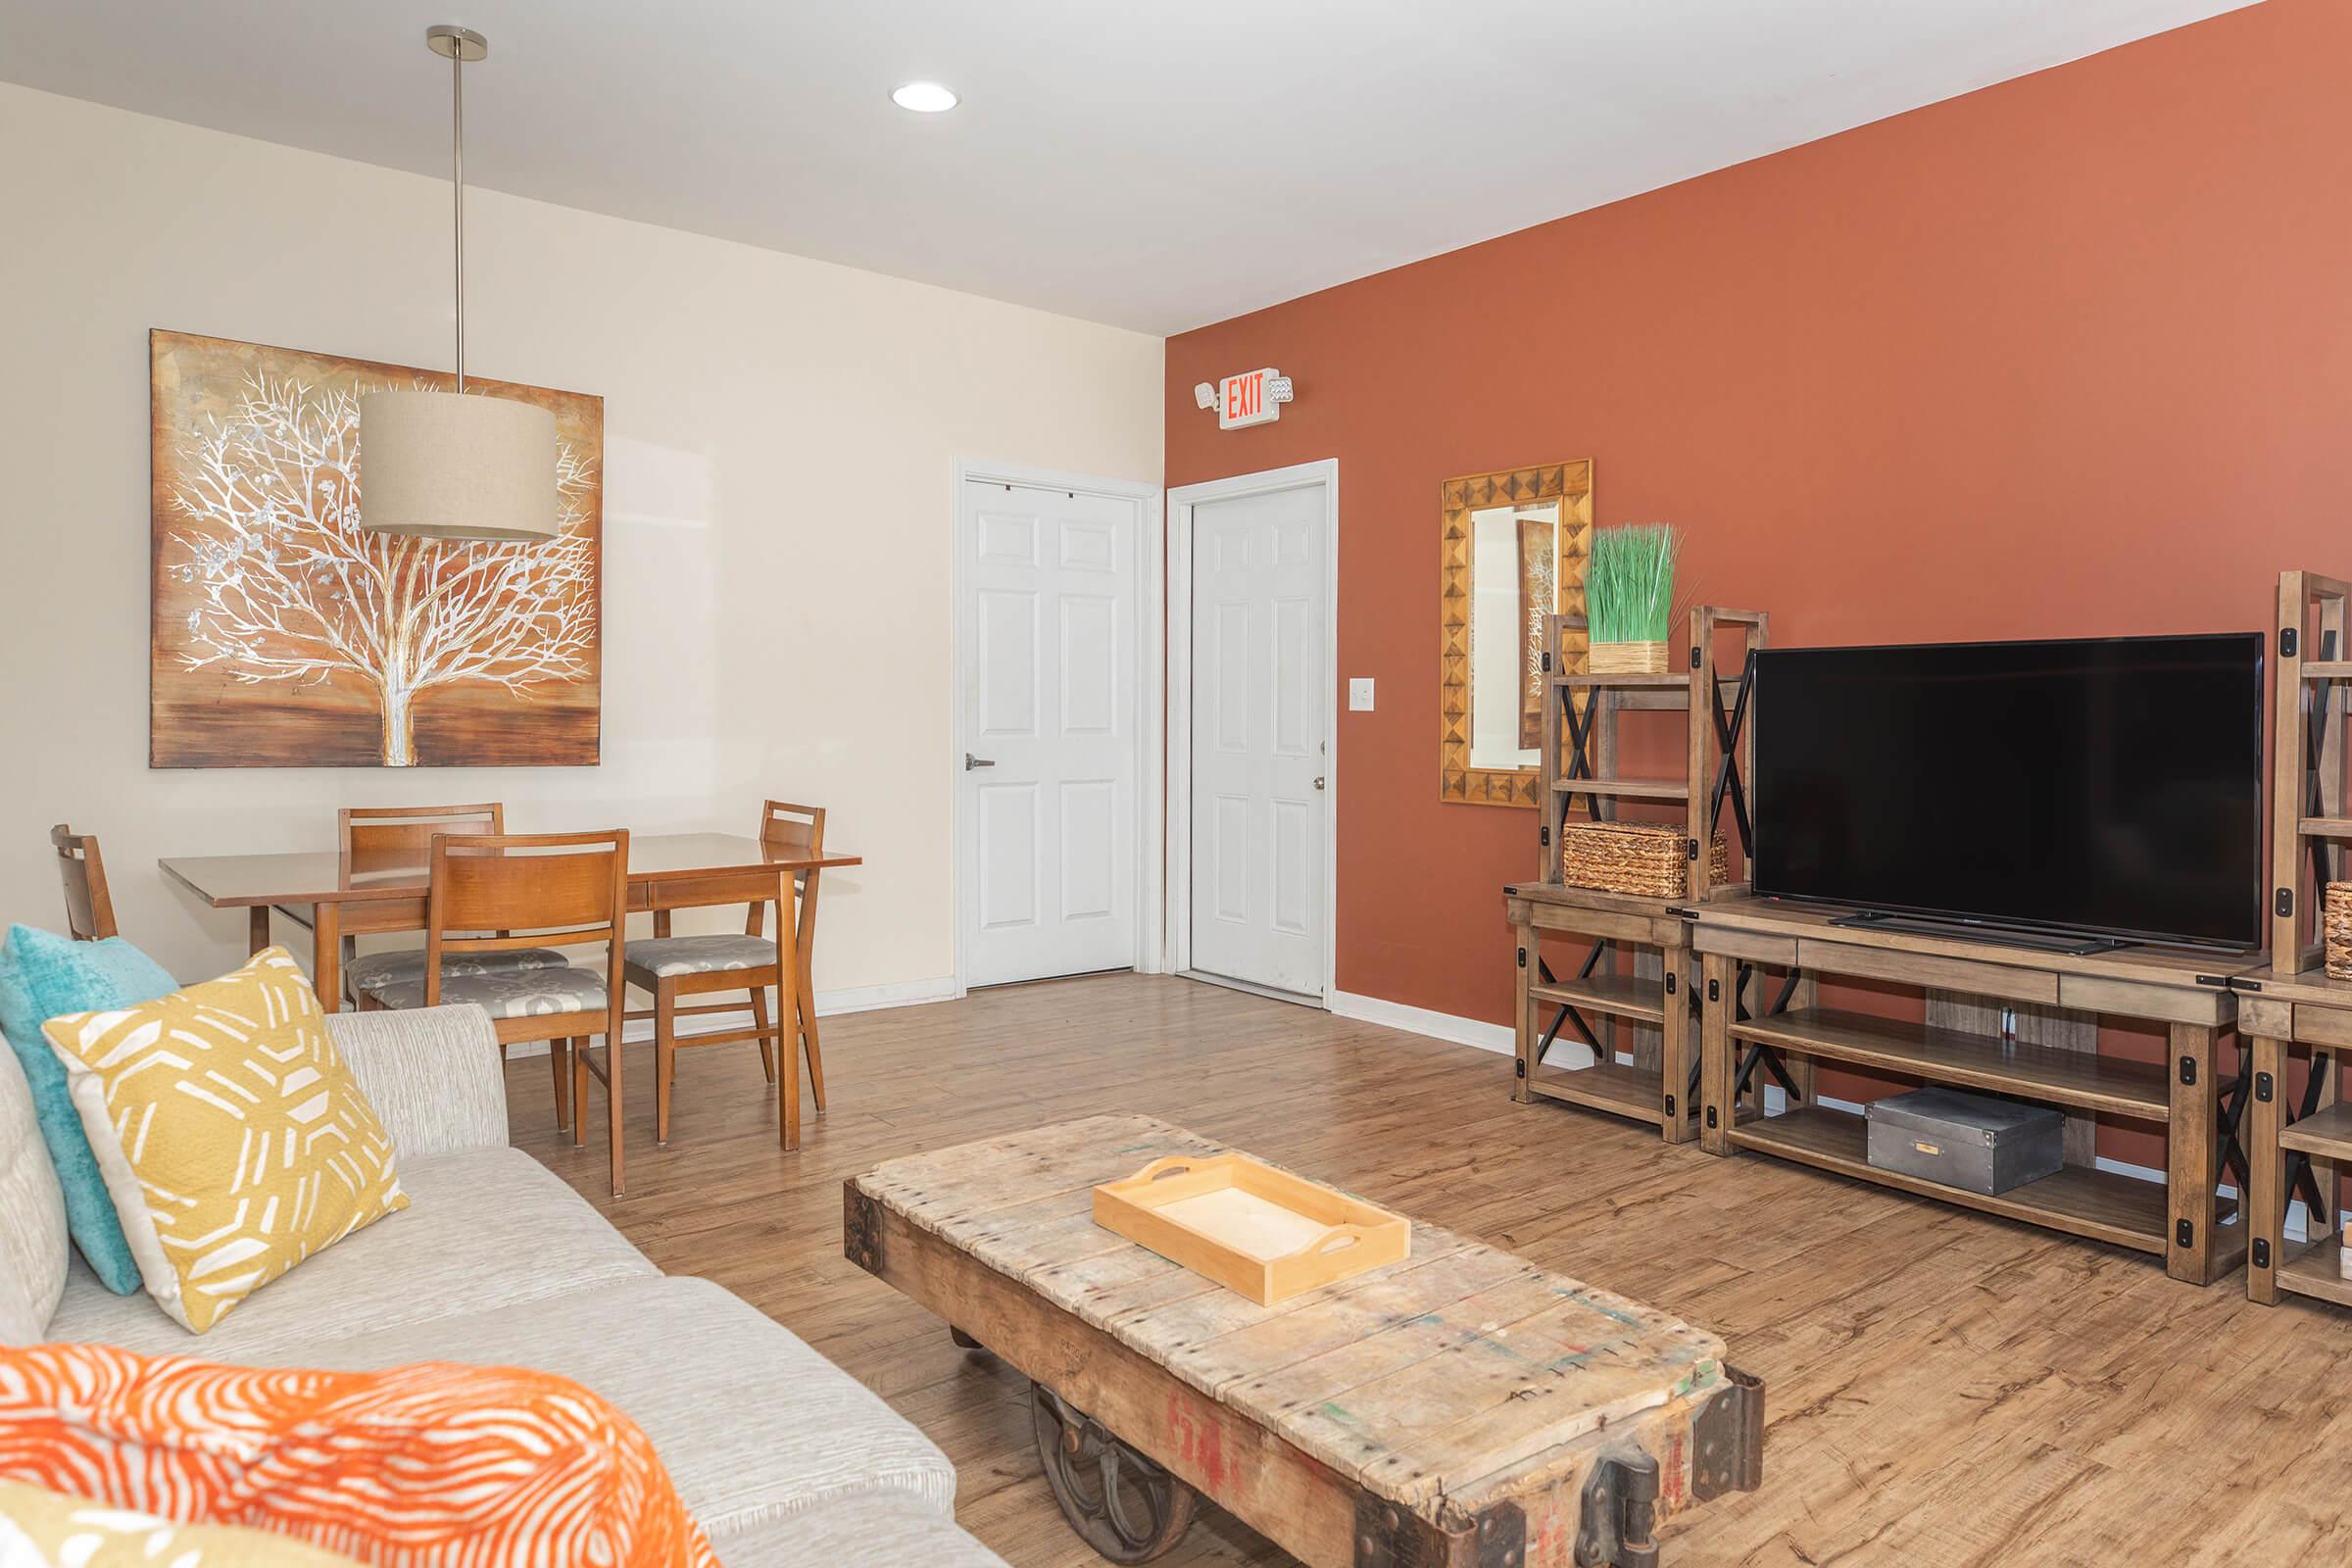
1467 499 1560 772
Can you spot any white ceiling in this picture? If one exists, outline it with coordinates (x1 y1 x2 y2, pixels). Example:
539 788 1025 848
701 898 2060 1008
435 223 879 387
0 0 2256 334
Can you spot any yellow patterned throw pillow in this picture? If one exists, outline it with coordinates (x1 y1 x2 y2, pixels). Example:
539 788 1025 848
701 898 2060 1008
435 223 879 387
0 1480 361 1565
40 948 408 1334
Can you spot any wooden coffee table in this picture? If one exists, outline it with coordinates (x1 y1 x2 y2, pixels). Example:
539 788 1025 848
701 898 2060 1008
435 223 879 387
844 1114 1761 1567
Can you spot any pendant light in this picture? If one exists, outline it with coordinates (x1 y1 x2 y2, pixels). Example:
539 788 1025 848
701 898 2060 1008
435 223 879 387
359 24 557 542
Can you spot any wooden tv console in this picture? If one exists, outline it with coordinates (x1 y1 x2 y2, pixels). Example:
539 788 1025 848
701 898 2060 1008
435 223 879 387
1689 897 2254 1287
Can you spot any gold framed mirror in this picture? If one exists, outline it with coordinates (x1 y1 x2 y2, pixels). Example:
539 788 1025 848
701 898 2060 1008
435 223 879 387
1439 461 1592 806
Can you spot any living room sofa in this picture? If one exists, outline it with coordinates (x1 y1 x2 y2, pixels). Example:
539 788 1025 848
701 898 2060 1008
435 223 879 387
0 1002 1006 1567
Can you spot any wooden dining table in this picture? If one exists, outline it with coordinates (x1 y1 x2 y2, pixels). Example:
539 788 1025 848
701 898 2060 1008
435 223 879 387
158 832 861 1152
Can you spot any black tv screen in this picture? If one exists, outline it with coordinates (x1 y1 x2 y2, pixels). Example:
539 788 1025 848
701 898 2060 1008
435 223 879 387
1750 633 2264 949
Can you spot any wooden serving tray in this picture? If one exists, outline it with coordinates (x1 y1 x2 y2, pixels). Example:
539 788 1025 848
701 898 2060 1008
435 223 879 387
1092 1152 1410 1304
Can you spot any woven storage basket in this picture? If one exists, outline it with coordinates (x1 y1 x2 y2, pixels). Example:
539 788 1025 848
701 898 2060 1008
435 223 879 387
2326 883 2352 980
1559 821 1729 899
1589 640 1673 675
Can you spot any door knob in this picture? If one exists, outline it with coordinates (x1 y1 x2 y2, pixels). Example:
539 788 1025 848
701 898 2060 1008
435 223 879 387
1313 776 1327 791
965 753 997 770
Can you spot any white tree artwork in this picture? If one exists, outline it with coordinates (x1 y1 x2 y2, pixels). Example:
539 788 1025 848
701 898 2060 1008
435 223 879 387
159 368 598 766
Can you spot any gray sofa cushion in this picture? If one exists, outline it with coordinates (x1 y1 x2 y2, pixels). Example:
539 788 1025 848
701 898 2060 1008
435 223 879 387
711 1491 1009 1568
0 1044 68 1343
46 1146 656 1355
238 1275 958 1540
327 1005 509 1161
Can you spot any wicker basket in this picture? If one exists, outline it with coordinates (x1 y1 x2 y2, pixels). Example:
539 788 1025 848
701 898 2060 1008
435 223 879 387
2326 883 2352 980
1589 640 1673 675
1560 821 1730 899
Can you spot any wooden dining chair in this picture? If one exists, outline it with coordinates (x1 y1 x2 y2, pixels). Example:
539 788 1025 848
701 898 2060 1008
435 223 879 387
355 829 633 1196
51 825 118 941
621 801 828 1146
337 804 570 1025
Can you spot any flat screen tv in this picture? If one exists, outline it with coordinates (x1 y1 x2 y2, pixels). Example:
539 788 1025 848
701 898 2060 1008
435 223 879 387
1750 633 2264 950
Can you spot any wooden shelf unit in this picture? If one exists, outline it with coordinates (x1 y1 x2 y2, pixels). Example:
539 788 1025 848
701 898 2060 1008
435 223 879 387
2240 568 2352 1308
1691 897 2254 1286
2235 969 2352 1305
1506 882 1694 1138
1535 604 1768 904
1507 605 1767 1142
2270 568 2352 975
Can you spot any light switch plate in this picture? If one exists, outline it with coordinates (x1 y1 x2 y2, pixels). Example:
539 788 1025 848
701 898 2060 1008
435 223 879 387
1348 677 1375 711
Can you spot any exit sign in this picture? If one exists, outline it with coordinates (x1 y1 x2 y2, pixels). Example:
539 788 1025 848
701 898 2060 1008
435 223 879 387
1220 368 1283 430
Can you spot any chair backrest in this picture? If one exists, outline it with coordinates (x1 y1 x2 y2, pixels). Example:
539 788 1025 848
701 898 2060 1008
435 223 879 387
422 830 628 1011
340 803 504 873
760 800 826 862
51 825 117 942
740 802 827 939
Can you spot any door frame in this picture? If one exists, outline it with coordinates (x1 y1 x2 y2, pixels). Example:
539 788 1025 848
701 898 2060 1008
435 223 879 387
950 457 1165 999
1164 459 1340 1006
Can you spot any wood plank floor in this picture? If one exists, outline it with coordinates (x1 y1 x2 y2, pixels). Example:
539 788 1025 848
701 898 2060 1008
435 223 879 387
504 974 2352 1566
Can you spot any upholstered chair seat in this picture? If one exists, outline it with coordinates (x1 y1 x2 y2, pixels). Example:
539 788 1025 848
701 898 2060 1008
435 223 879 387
360 963 611 1020
343 946 568 993
622 934 776 979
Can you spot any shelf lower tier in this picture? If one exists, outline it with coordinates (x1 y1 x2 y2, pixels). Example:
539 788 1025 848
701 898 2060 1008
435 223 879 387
1530 973 1665 1024
1525 1057 1668 1126
1552 671 1690 689
1730 1007 2169 1120
1549 777 1690 801
2277 1243 2352 1307
1727 1104 2190 1256
2279 1102 2352 1161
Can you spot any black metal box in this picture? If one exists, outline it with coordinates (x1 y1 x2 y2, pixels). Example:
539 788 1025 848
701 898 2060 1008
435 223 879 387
1864 1088 2064 1196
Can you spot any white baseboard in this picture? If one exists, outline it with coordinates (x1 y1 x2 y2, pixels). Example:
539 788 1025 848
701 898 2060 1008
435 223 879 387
1330 990 1514 1055
500 975 956 1059
808 975 959 1017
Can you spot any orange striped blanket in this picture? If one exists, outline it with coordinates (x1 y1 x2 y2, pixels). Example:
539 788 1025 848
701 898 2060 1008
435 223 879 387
0 1344 717 1567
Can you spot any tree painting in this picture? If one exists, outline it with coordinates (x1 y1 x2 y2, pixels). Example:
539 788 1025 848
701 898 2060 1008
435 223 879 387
149 331 602 768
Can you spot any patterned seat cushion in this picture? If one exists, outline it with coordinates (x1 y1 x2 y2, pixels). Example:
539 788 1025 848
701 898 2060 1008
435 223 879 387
623 935 779 979
361 963 612 1019
343 946 568 993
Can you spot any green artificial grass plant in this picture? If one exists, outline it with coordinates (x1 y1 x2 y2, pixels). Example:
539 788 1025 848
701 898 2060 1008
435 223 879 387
1587 523 1680 643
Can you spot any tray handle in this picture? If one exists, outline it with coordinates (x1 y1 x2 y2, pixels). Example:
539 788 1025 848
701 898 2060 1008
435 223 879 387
1290 1223 1372 1261
1118 1155 1206 1187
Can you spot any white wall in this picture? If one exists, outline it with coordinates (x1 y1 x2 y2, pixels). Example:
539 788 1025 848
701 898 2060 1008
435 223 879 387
0 82 1164 995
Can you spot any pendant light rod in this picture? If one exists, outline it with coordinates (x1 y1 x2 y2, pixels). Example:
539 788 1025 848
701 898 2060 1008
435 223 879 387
424 25 488 392
452 35 464 391
364 24 558 545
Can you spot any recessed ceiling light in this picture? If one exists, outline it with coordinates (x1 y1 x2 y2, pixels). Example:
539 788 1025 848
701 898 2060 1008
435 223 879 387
892 81 958 114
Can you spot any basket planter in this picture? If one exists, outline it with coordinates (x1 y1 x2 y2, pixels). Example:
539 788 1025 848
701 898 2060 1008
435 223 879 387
1560 820 1729 900
1589 640 1672 675
2327 883 2352 980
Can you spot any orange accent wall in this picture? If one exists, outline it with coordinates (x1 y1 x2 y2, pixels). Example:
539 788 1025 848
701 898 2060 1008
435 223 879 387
1165 0 2352 1166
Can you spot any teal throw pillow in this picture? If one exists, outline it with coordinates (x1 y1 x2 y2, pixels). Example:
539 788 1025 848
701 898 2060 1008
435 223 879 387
0 923 179 1294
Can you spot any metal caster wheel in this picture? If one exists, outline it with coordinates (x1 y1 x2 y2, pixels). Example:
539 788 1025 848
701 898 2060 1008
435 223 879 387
1031 1382 1197 1563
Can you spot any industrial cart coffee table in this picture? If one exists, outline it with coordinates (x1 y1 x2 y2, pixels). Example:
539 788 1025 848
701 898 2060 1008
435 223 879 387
845 1114 1761 1566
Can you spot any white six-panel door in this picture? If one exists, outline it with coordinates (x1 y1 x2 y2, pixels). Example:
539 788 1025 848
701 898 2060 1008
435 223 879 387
958 478 1140 988
1189 483 1328 998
